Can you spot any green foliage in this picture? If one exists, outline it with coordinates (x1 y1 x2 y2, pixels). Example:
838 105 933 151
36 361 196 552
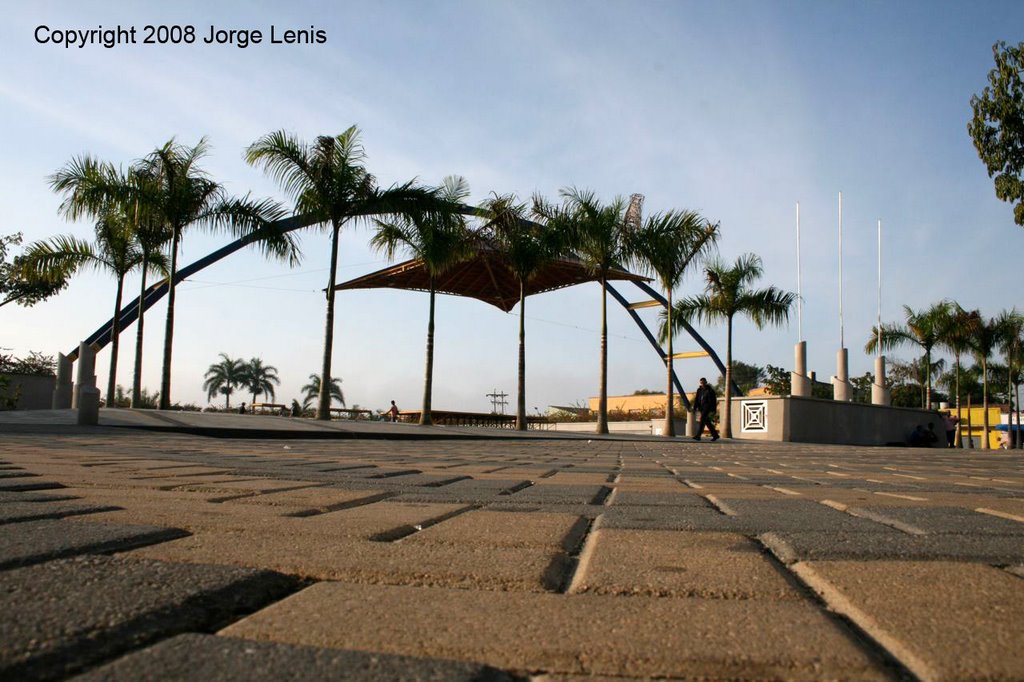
0 233 69 309
763 364 789 396
301 374 345 409
242 357 280 404
0 350 56 376
714 360 764 396
969 41 1024 226
202 353 246 408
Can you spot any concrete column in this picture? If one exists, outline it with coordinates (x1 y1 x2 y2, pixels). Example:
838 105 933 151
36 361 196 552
790 341 811 397
685 410 696 437
73 342 97 409
871 355 891 406
52 353 73 409
832 348 852 402
77 385 100 425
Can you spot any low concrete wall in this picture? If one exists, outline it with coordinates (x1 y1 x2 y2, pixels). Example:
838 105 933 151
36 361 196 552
0 374 57 410
545 421 653 435
730 395 942 446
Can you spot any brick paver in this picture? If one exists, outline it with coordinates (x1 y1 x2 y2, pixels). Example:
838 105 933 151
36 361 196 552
1 417 1022 678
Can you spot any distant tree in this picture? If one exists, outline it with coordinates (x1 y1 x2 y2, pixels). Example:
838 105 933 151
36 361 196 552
301 374 345 410
203 353 246 408
713 360 764 396
763 364 790 396
969 315 1003 449
849 371 876 404
241 357 280 404
669 254 795 438
936 302 981 444
0 233 68 308
997 309 1023 447
969 41 1024 227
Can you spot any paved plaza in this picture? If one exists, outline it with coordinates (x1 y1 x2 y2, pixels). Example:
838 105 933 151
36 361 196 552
1 412 1023 680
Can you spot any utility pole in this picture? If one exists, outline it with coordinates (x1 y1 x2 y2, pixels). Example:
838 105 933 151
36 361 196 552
485 390 509 414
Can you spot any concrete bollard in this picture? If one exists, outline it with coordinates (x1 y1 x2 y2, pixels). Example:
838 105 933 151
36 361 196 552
832 348 852 402
52 353 73 409
72 342 96 409
790 341 811 397
685 410 696 437
77 385 100 425
871 355 891 406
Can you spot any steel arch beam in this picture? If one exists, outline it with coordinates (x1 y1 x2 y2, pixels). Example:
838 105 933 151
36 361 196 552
69 206 738 405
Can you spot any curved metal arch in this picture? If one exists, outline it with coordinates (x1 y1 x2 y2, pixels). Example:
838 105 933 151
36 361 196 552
69 206 738 403
606 281 740 410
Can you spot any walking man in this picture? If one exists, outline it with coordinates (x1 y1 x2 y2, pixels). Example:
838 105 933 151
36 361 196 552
693 377 720 441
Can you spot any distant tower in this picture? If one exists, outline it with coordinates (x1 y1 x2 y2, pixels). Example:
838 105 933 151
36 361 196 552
625 193 644 231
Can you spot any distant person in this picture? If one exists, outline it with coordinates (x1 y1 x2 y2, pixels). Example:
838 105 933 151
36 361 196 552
942 413 959 447
387 400 400 423
692 377 720 442
238 402 246 415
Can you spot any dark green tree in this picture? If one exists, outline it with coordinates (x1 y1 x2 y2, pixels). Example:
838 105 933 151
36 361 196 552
713 360 764 397
0 233 68 308
301 374 345 410
969 41 1024 226
202 353 246 408
243 357 280 404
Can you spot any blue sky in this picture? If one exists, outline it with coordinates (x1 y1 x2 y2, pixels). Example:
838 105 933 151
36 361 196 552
2 1 1021 413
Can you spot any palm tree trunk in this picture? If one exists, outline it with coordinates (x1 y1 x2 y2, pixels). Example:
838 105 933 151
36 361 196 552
131 256 148 408
317 223 341 421
954 354 962 447
1009 372 1016 449
1011 378 1019 448
106 275 125 407
158 229 180 410
663 287 674 438
516 280 527 431
924 349 932 410
420 276 435 426
225 388 230 409
982 357 989 450
723 316 734 438
967 394 974 448
597 274 609 435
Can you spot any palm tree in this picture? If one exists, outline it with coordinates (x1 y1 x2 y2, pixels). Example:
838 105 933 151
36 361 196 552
52 142 296 411
627 210 719 437
996 309 1023 448
866 301 951 409
936 303 981 446
669 254 795 438
536 188 629 434
371 176 474 426
246 127 441 421
481 193 567 430
202 353 246 408
19 211 166 406
970 314 1002 449
242 357 280 404
301 373 345 410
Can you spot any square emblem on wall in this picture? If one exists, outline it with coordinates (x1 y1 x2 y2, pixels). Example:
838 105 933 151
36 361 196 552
741 401 768 432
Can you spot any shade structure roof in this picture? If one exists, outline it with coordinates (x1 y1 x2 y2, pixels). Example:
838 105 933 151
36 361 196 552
333 250 651 312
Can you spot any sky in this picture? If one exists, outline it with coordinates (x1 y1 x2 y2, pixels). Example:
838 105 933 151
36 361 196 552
2 1 1022 414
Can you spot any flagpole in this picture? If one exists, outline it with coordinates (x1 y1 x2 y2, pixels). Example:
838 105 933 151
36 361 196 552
838 191 844 349
796 201 802 343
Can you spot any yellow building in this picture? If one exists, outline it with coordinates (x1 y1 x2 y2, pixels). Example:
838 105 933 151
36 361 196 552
588 392 696 416
942 406 1004 449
